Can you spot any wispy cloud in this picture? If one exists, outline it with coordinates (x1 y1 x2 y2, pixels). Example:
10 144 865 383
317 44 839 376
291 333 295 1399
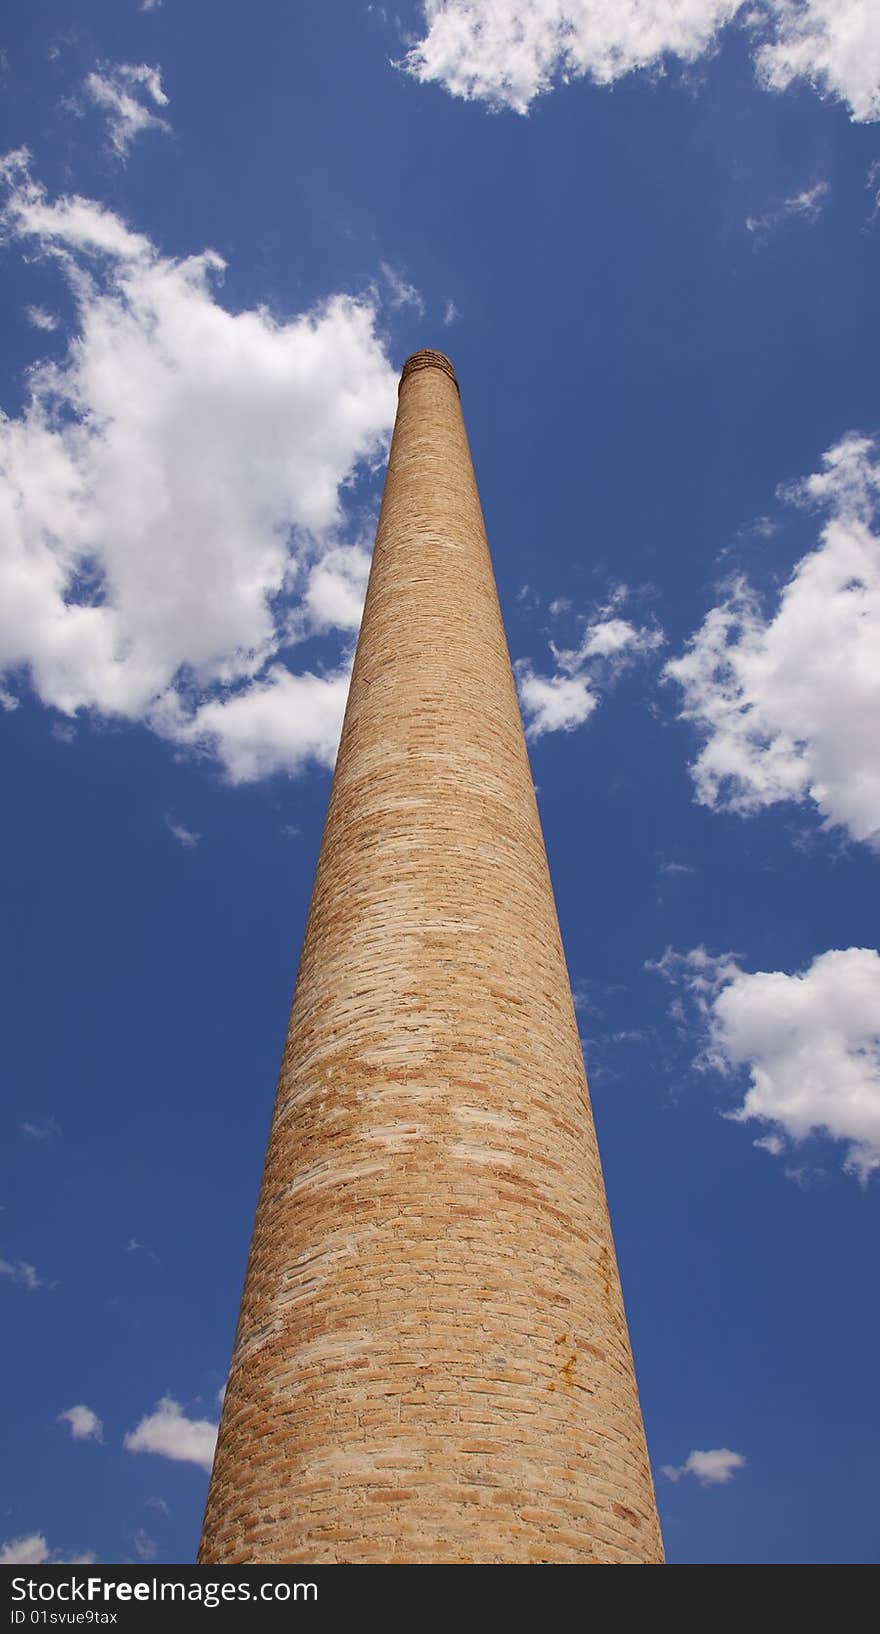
125 1237 159 1263
20 1117 62 1140
746 178 829 235
515 587 663 739
82 62 170 159
0 1258 43 1290
165 815 200 848
868 157 880 222
132 1529 157 1561
24 304 58 331
379 261 425 315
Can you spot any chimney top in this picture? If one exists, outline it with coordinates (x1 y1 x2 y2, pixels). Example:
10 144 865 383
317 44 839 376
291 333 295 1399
399 349 459 395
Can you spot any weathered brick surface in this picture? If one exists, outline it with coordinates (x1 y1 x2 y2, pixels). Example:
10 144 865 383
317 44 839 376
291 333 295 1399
198 352 664 1565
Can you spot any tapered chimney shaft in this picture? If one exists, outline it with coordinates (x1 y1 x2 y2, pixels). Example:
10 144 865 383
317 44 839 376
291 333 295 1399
199 351 663 1564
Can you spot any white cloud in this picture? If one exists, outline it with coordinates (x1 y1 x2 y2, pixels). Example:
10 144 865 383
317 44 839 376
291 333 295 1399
402 2 880 121
661 1448 746 1484
0 1258 43 1290
0 1534 51 1564
515 665 598 737
24 305 58 331
665 434 880 848
0 1533 96 1565
653 945 880 1182
515 594 662 740
165 815 200 848
173 663 353 784
782 179 829 218
0 152 397 784
380 261 425 315
298 543 372 634
83 62 171 159
124 1396 218 1472
403 0 744 114
746 177 829 232
133 1529 157 1561
20 1116 62 1139
756 1 880 124
443 298 460 325
59 1404 103 1442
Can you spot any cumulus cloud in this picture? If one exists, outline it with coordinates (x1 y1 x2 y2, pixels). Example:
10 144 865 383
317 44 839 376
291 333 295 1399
0 1534 52 1564
0 1533 95 1565
402 2 880 121
0 151 397 784
124 1396 218 1472
665 434 880 848
652 945 880 1182
515 667 598 736
661 1448 746 1484
755 1 880 124
0 1258 43 1290
83 62 170 159
515 592 663 739
59 1404 103 1442
402 0 743 113
296 543 373 635
172 664 354 784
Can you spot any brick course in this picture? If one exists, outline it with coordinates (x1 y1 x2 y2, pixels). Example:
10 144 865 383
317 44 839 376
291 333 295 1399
198 351 664 1565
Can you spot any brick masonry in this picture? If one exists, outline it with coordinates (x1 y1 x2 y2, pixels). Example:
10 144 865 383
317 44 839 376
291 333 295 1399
198 351 664 1565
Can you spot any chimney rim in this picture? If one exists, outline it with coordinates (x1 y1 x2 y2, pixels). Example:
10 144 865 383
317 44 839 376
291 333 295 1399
399 349 459 395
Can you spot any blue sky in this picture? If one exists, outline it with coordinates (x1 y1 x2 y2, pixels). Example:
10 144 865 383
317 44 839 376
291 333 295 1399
1 0 878 1567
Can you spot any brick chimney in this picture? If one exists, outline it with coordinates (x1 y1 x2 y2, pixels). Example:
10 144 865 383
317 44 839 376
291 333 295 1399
199 350 663 1565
